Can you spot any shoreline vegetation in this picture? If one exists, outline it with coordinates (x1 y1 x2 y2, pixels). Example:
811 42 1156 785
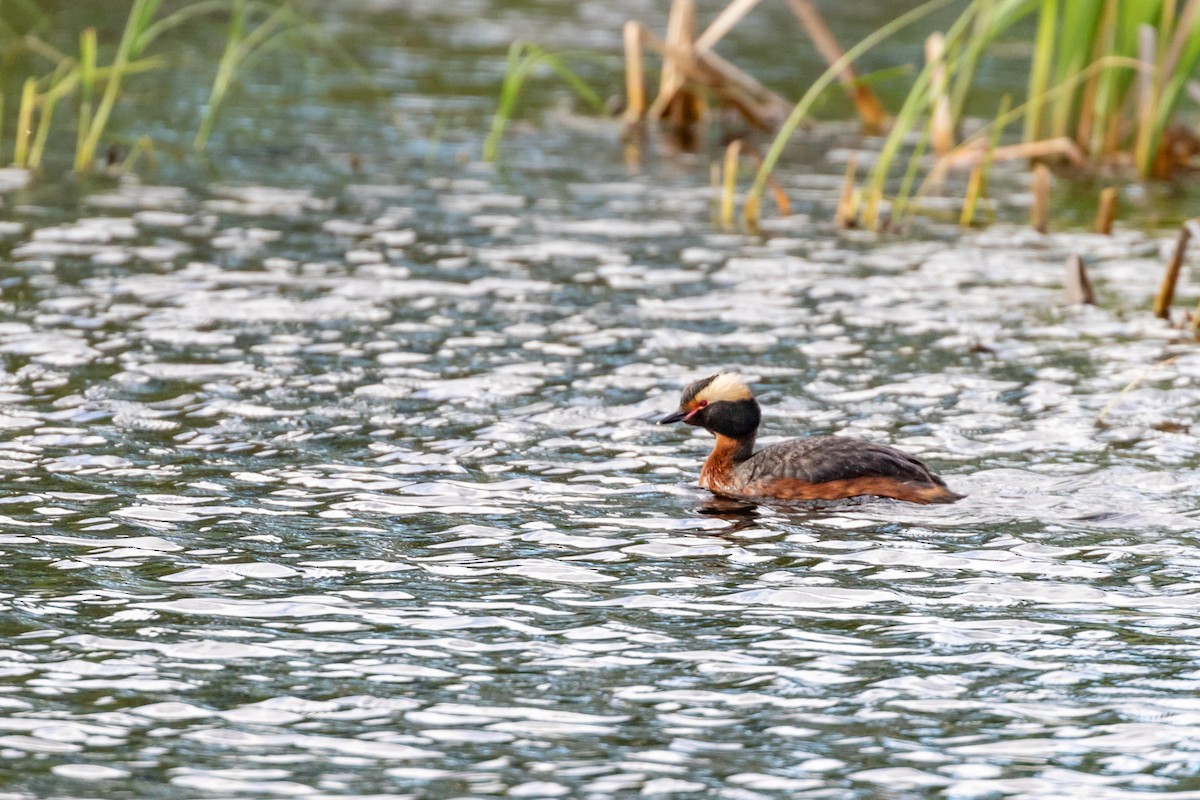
1 2 1198 327
0 0 328 176
485 0 1200 326
493 0 1200 232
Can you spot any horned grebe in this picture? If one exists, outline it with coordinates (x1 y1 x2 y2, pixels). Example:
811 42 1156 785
659 373 960 504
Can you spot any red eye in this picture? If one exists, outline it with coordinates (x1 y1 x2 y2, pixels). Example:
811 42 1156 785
697 400 708 408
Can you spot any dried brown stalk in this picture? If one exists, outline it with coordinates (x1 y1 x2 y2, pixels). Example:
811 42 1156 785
940 137 1087 171
743 143 791 217
785 0 887 133
720 139 743 229
1154 218 1200 320
1095 186 1117 234
697 0 763 50
1031 162 1050 234
960 162 984 227
1064 254 1096 305
834 154 858 228
649 0 699 125
623 21 646 128
926 33 953 155
634 23 787 129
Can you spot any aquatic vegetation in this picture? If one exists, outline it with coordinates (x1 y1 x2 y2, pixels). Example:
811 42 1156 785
621 0 887 140
195 0 338 152
751 0 1200 229
0 0 328 176
1153 217 1200 318
743 0 955 230
482 41 606 163
566 0 1200 231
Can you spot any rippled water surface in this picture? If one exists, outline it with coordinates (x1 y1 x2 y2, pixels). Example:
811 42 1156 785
4 2 1200 799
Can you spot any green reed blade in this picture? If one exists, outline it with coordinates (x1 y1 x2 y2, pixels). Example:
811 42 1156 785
77 0 160 170
1142 0 1200 175
199 0 248 151
30 61 76 169
862 0 992 230
745 0 957 230
1048 0 1103 138
75 27 96 171
483 42 605 163
13 76 34 167
1024 0 1057 142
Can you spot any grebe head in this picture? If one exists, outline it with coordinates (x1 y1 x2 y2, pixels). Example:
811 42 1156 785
658 373 761 439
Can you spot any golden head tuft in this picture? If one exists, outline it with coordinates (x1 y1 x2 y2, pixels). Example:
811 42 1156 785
692 373 752 405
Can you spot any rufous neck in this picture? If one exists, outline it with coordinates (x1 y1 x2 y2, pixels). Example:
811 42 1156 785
716 433 756 464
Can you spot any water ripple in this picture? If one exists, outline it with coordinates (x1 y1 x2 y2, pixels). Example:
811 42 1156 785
2 96 1199 800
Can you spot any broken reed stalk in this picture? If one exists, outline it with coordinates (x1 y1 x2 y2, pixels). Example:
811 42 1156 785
632 1 790 131
960 94 1008 228
926 32 953 156
698 0 762 50
627 22 787 131
1031 162 1050 234
626 0 888 139
622 22 645 128
960 163 984 227
1064 254 1096 305
656 0 691 100
834 154 858 228
1153 218 1200 320
742 143 790 217
720 139 742 230
1095 186 1117 234
784 0 887 133
940 137 1088 171
649 0 698 125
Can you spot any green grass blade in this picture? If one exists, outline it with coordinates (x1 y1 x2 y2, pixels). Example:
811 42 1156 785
194 0 250 152
75 27 97 171
1048 0 1103 137
1144 0 1200 175
482 41 606 163
137 0 230 51
29 73 64 169
860 0 993 229
541 55 607 114
950 0 1032 121
744 0 958 229
483 43 540 163
1024 0 1057 142
77 0 153 170
13 77 35 168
